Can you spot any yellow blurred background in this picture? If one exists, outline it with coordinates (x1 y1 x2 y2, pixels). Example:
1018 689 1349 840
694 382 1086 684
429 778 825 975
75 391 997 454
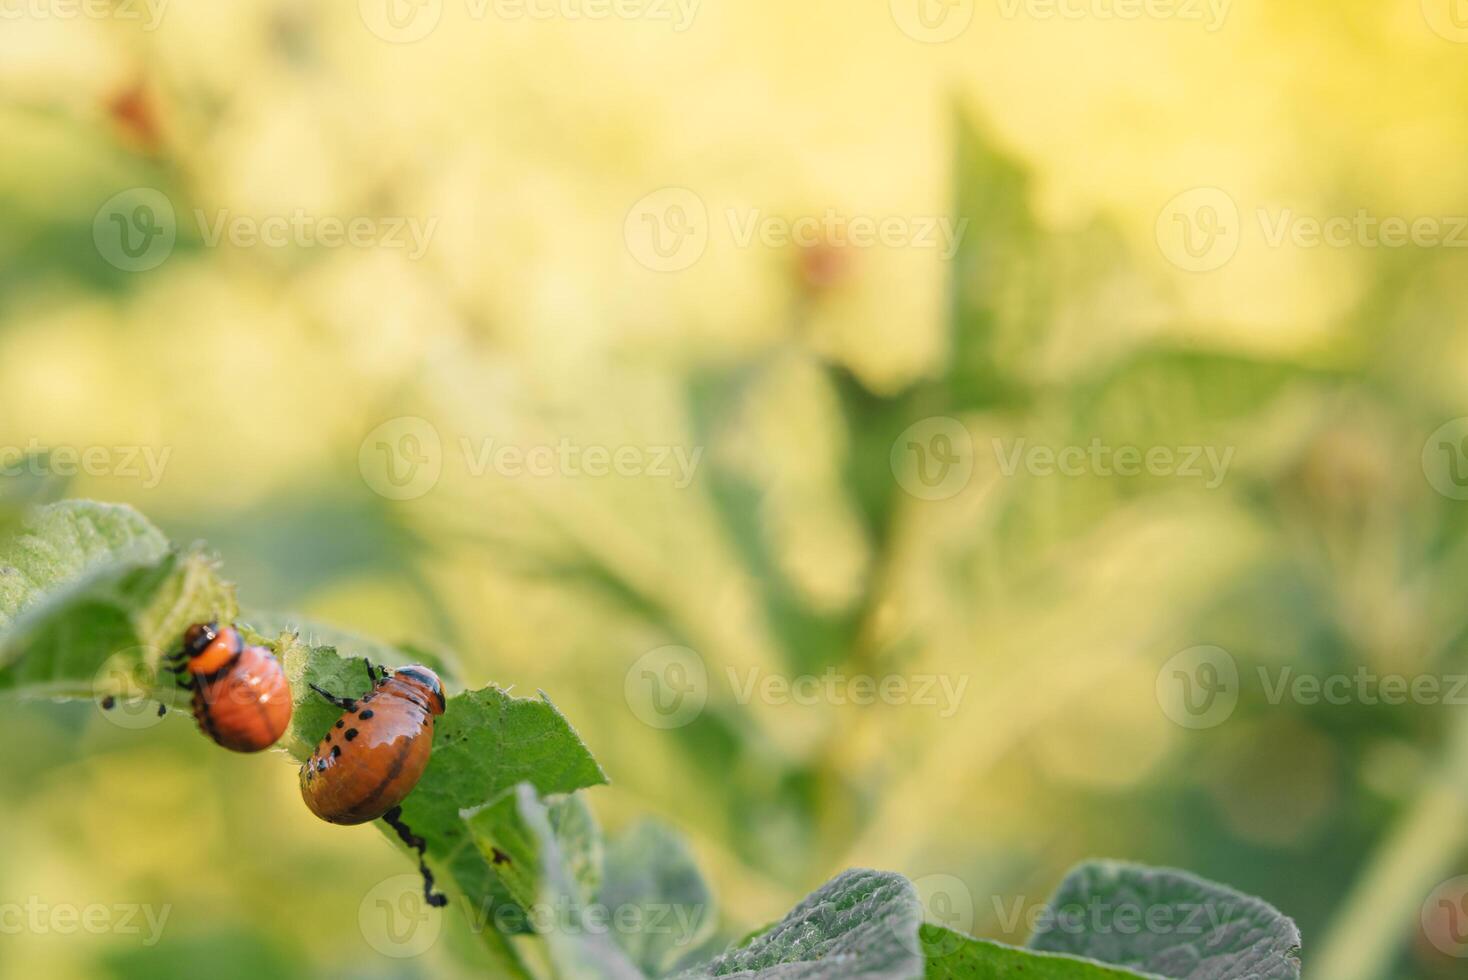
3 1 1468 978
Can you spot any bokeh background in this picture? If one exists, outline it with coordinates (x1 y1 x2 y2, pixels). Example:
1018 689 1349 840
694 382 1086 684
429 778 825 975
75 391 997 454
3 1 1468 978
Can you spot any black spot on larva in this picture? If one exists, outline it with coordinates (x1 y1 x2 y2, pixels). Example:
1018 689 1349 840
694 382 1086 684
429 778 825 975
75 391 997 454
316 759 326 772
324 733 332 743
491 848 511 866
359 709 374 720
336 720 344 729
157 703 167 717
331 745 342 758
101 696 116 710
345 728 358 741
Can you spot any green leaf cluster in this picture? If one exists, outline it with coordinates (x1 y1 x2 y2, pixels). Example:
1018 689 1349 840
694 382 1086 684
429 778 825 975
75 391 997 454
0 501 1302 978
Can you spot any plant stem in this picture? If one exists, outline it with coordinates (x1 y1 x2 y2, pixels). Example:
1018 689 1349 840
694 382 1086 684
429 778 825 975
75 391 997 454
1309 714 1468 980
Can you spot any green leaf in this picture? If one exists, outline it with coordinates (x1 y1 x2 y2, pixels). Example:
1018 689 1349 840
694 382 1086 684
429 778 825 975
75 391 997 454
599 820 717 977
676 872 1156 980
463 783 643 979
400 690 606 907
271 631 607 975
685 364 861 677
1069 347 1327 461
552 790 605 906
274 631 607 901
674 868 925 980
0 501 236 698
0 457 68 536
462 787 551 913
461 786 601 914
0 500 607 977
0 500 168 635
1027 862 1302 980
922 927 1155 979
947 106 1044 410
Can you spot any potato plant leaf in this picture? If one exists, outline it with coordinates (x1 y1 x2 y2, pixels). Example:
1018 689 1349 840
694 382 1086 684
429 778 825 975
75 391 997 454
600 819 718 977
676 872 1172 980
0 501 236 698
461 785 601 916
0 500 168 634
551 789 606 906
463 782 644 979
271 628 607 972
673 868 926 980
922 927 1157 979
395 684 607 935
0 501 1308 980
1026 862 1302 980
0 501 607 978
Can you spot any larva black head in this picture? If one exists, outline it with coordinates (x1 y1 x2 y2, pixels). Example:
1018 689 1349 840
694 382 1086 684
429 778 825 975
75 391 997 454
183 622 219 658
181 621 243 675
394 666 446 715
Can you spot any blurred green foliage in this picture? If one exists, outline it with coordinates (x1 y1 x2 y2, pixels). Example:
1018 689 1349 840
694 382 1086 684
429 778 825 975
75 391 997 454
3 4 1468 979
